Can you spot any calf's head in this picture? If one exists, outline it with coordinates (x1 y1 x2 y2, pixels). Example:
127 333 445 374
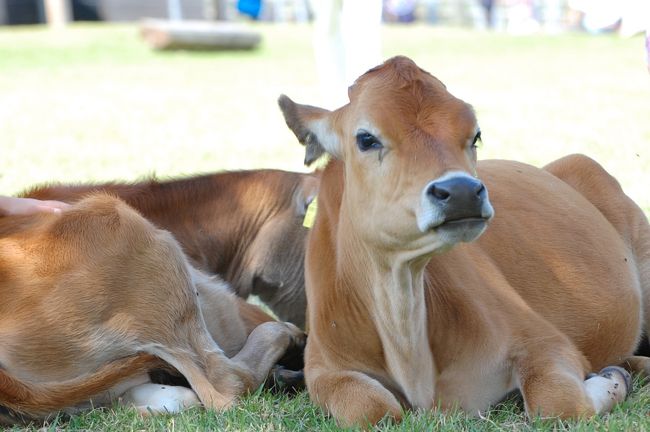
280 56 493 254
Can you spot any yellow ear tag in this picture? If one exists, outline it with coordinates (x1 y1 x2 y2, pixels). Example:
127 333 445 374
303 197 318 229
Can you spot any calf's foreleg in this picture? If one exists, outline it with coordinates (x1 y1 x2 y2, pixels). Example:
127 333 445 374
517 347 630 419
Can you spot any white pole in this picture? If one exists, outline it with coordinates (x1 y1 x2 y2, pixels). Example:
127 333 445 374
168 0 183 20
44 0 71 28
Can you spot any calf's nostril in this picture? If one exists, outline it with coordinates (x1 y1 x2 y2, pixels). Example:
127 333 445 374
429 185 450 201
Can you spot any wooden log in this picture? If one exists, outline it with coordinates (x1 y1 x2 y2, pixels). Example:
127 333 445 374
140 19 262 51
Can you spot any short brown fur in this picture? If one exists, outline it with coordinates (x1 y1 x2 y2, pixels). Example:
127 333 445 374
0 193 304 424
24 169 318 328
280 56 650 427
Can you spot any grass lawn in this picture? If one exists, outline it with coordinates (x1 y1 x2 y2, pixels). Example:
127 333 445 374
5 379 650 432
1 23 649 431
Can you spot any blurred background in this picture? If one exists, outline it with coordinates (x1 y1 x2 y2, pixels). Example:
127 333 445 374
1 0 648 215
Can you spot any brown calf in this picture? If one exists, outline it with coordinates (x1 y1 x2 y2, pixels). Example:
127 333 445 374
0 193 305 425
25 169 318 328
280 56 650 427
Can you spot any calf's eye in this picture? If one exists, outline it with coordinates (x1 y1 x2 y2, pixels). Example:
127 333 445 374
472 130 482 149
356 131 383 152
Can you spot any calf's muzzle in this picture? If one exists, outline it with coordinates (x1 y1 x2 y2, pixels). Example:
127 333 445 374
426 175 489 224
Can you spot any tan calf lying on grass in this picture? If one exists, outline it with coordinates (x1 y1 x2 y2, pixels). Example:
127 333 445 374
25 169 318 329
0 193 305 425
279 56 650 427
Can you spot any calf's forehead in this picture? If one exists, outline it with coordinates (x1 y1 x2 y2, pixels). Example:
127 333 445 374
346 69 477 142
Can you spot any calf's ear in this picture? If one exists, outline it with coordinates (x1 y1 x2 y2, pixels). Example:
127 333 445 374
278 95 340 166
293 174 319 217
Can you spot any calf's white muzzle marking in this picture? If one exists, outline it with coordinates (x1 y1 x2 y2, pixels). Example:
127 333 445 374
417 171 494 245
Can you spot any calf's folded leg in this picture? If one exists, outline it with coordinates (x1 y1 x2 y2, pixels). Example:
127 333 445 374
517 352 630 419
307 367 403 428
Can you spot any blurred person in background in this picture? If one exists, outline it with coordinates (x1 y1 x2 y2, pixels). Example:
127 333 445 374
312 0 383 109
568 0 648 35
384 0 417 22
481 0 496 28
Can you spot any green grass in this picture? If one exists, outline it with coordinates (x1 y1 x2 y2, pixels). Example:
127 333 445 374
5 377 650 431
1 23 649 431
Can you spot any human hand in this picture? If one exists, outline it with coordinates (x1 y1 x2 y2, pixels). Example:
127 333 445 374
0 196 70 216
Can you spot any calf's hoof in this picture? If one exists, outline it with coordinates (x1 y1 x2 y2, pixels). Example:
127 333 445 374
583 365 631 414
265 366 305 394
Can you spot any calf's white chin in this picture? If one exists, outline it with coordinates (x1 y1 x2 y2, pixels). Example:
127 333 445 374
435 218 489 246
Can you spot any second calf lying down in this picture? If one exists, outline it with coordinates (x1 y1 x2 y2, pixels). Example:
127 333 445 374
25 169 319 329
0 193 304 425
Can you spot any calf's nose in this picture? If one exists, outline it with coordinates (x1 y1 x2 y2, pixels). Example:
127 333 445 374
426 176 487 221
